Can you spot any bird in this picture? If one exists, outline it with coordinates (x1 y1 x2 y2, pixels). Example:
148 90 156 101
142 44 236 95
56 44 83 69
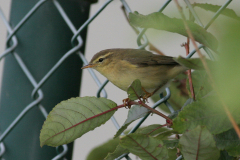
81 48 187 99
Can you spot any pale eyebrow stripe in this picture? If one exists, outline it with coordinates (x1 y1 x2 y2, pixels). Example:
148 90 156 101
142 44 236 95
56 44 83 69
92 52 114 63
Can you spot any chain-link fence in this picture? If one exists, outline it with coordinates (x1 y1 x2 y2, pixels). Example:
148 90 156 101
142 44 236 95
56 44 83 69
0 0 235 159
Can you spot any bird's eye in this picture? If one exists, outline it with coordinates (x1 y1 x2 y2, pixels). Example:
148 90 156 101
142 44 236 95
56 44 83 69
98 58 104 62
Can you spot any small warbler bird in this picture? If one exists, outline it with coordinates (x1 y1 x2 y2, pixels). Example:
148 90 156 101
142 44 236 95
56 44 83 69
82 48 187 98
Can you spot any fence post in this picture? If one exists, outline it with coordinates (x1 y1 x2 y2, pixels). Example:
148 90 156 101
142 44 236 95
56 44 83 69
0 0 90 159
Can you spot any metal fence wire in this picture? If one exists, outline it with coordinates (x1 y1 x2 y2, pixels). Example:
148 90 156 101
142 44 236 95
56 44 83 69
0 0 233 159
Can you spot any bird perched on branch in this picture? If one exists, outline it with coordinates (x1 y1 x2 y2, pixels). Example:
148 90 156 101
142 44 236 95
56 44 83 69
82 48 187 98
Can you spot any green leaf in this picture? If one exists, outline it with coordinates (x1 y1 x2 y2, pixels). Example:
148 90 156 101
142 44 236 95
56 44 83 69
114 105 150 138
193 3 240 21
104 145 128 160
127 79 144 100
152 73 189 113
136 125 178 149
168 148 178 160
86 138 120 160
186 70 212 100
162 139 179 149
173 57 205 70
218 150 236 160
40 97 117 147
214 127 240 157
120 134 168 160
136 124 169 136
155 130 178 140
179 126 220 160
212 21 240 121
129 12 218 50
172 95 240 134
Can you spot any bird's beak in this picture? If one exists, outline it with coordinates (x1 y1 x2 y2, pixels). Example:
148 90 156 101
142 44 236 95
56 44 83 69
81 63 96 69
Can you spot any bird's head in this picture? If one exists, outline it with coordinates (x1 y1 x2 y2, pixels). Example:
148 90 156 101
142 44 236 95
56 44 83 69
81 49 122 72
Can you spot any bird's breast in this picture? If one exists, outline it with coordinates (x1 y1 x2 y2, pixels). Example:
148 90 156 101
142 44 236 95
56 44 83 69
97 60 159 91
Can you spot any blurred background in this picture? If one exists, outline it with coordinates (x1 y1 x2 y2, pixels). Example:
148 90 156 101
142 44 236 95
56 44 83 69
0 0 239 160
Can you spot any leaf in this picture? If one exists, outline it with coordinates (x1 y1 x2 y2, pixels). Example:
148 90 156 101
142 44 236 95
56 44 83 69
211 21 240 127
172 95 240 134
120 134 168 160
179 126 220 160
168 148 178 160
186 70 212 100
155 130 178 140
136 125 178 149
86 138 120 160
104 145 128 160
114 105 150 138
152 73 189 113
162 139 179 149
127 79 144 100
40 97 117 147
173 57 205 70
218 150 236 160
129 12 218 50
136 124 169 136
193 3 240 21
214 127 240 157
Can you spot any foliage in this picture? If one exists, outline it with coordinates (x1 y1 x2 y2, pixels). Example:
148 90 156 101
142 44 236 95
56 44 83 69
40 2 240 160
40 97 117 147
179 126 220 160
129 11 218 51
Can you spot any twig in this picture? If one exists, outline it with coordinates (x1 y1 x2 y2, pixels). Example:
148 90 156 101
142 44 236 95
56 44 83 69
181 39 195 100
176 134 181 157
173 0 213 82
130 101 172 124
173 0 240 138
149 43 165 55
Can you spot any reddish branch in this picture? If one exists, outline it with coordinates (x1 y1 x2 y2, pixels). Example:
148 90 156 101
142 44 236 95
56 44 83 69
131 101 172 124
181 39 196 100
175 134 181 157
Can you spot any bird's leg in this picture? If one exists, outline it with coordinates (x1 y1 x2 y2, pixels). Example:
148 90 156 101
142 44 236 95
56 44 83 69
142 85 163 100
141 87 152 102
122 98 131 109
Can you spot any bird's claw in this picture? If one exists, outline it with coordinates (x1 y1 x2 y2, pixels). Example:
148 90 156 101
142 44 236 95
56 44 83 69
141 87 153 103
142 92 153 103
122 98 131 109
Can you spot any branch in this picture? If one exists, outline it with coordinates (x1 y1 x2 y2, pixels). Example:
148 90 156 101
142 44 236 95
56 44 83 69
181 40 195 100
130 101 172 124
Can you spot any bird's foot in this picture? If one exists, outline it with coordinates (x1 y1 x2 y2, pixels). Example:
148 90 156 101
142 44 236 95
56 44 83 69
122 98 131 109
141 87 153 102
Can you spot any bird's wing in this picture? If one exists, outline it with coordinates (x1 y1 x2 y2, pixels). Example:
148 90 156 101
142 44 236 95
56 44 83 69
122 49 179 67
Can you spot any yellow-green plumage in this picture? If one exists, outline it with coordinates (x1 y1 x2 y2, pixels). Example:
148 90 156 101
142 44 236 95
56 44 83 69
83 48 186 94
